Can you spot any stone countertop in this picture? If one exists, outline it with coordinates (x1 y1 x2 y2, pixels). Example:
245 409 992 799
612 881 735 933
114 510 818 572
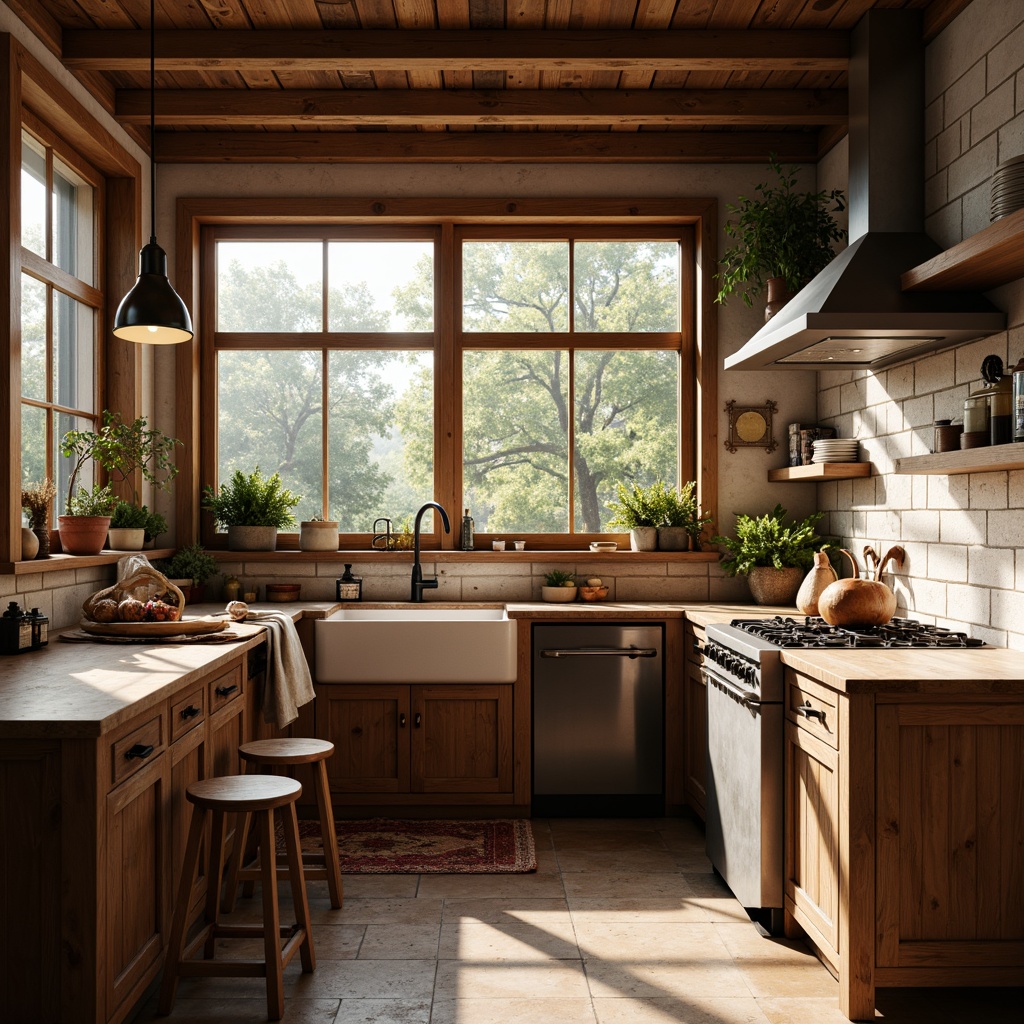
0 602 336 739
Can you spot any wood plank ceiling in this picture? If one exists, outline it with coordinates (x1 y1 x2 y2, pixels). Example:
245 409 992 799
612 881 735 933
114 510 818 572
6 0 973 164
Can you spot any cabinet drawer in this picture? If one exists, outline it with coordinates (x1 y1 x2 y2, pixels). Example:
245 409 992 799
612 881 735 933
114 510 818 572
685 625 705 667
786 672 838 749
208 664 243 715
170 686 206 743
111 713 165 787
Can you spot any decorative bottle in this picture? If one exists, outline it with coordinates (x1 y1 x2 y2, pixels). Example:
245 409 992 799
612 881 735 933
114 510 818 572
336 564 363 601
460 509 475 551
1013 355 1024 442
795 550 838 618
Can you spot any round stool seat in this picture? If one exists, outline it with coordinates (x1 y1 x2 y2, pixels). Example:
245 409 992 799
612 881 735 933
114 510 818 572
187 774 301 812
239 738 335 765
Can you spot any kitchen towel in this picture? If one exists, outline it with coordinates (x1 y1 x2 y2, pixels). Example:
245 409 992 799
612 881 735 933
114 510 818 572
246 610 315 729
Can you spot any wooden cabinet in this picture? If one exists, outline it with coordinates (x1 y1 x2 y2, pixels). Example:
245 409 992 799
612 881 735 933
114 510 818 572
682 621 707 819
318 682 513 805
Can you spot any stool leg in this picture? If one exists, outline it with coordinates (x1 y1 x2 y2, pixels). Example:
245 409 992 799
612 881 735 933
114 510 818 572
203 808 228 960
259 808 285 1022
221 809 252 914
158 804 207 1016
314 759 343 909
281 799 316 974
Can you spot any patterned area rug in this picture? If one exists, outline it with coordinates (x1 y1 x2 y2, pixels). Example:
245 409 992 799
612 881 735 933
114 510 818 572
287 818 537 874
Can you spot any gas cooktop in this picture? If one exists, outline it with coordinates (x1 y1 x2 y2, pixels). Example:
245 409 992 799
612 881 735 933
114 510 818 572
730 615 985 649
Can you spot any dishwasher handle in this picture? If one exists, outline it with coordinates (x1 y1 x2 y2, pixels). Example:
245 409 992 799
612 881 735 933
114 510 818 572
540 646 658 659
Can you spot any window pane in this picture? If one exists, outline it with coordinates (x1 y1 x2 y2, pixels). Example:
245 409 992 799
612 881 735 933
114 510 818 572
462 350 568 532
462 242 568 332
21 274 46 402
574 241 679 332
56 412 95 514
332 352 434 533
52 291 95 413
328 241 433 331
21 405 47 494
573 350 679 532
52 156 95 285
217 350 323 523
217 242 323 331
21 132 46 259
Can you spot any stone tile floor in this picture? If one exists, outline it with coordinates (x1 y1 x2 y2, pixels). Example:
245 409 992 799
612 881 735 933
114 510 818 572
136 817 1021 1024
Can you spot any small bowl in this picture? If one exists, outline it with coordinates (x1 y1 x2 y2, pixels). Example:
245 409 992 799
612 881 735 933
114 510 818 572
589 541 618 552
541 586 577 602
578 586 610 602
265 583 301 602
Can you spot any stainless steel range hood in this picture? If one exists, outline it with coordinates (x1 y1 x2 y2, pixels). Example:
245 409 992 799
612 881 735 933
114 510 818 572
724 10 1005 372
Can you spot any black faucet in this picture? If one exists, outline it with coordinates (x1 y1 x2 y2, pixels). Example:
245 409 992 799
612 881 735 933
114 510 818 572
410 501 451 602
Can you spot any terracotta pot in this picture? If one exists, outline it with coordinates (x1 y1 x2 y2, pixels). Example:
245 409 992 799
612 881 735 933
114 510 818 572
764 276 792 321
656 526 689 551
629 526 658 552
58 515 112 556
747 565 804 606
20 527 39 560
107 527 145 551
227 524 278 551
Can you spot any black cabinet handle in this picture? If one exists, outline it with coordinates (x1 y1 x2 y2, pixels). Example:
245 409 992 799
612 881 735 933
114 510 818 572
125 743 154 760
414 712 422 728
399 713 407 727
692 641 702 655
795 701 826 721
179 704 201 720
215 684 238 697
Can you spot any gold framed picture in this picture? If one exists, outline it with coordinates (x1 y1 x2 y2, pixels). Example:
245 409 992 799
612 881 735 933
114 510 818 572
724 399 778 454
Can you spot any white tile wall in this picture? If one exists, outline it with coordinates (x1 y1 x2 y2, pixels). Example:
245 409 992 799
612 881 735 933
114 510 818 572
816 0 1024 648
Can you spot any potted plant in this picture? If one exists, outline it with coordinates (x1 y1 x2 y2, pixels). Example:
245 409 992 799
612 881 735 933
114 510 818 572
59 484 118 555
143 510 168 549
107 500 150 551
716 154 846 321
21 479 56 559
299 512 339 551
605 482 661 551
714 504 825 606
160 543 218 604
541 569 577 602
201 467 301 551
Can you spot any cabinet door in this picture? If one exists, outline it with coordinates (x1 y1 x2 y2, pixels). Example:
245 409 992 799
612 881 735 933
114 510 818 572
169 725 207 923
105 754 168 1018
785 718 840 963
411 684 513 794
318 685 411 793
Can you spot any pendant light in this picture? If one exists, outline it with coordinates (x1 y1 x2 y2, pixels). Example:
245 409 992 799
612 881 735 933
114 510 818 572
113 0 193 344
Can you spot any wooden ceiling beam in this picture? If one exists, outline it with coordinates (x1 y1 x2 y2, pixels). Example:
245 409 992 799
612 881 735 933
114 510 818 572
63 29 849 73
153 129 820 164
116 87 847 127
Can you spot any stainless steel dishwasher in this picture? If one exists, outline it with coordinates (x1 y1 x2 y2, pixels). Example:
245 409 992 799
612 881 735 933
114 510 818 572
532 623 664 817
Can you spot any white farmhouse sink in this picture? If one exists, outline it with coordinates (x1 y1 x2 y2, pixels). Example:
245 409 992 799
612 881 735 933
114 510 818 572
315 605 517 683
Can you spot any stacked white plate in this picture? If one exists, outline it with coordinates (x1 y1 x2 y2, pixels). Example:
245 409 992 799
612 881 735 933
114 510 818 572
990 154 1024 221
811 439 860 463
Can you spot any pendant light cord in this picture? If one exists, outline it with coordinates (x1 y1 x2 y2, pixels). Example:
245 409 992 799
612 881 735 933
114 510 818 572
149 0 157 246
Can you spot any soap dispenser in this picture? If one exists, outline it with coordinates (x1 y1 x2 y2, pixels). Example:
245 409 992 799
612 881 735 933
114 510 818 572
460 508 475 550
336 564 363 601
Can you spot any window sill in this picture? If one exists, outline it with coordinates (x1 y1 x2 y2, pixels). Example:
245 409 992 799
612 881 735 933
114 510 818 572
1 548 175 576
208 549 720 562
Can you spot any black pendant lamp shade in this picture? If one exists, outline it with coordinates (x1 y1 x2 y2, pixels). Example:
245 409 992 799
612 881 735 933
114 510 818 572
112 0 193 345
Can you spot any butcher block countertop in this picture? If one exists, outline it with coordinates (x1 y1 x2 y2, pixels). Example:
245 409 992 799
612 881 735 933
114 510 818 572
0 602 335 739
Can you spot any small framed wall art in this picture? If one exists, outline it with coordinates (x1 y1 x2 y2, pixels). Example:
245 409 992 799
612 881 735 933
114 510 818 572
724 399 778 454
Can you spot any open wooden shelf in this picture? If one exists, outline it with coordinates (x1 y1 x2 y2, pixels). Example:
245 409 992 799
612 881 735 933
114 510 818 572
1 548 175 576
768 462 872 482
894 442 1024 476
901 207 1024 292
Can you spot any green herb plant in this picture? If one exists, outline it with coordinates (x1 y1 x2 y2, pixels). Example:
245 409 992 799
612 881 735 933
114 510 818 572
161 544 218 587
66 484 118 518
716 154 846 308
605 481 664 529
110 500 151 530
143 510 168 544
714 504 825 576
201 467 301 529
543 569 576 587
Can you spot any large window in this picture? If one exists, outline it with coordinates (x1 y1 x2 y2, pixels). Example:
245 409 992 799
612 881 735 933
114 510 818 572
20 124 102 522
202 221 691 546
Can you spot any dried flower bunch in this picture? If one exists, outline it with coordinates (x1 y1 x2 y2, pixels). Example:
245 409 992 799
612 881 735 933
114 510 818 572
21 479 56 529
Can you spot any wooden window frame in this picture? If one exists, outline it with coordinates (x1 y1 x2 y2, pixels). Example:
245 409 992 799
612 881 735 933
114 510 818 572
177 197 718 552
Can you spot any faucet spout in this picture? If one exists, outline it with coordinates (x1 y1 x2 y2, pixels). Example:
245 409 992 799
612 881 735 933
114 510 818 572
411 502 451 602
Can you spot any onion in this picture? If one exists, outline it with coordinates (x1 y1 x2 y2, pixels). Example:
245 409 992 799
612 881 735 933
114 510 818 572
817 548 902 627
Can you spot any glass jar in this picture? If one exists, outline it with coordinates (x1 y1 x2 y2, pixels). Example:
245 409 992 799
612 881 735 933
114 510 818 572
988 377 1013 445
1013 356 1024 442
963 393 990 435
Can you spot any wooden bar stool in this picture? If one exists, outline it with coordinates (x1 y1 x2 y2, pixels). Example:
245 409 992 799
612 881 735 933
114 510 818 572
223 738 343 911
159 775 315 1021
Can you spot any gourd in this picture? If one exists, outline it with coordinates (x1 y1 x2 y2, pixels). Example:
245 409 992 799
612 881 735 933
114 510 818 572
795 549 837 616
817 546 904 627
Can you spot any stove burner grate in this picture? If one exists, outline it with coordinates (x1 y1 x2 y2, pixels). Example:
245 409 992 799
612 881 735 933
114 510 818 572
731 615 983 649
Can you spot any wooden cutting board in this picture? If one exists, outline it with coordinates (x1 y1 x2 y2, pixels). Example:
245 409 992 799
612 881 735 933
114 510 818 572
78 616 228 638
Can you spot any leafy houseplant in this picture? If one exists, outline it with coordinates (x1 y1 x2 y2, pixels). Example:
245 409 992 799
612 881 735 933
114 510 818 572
161 543 218 603
653 481 714 551
59 484 118 555
201 467 301 551
606 481 661 551
714 504 825 606
143 510 168 547
716 155 846 319
542 569 577 603
108 500 150 551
